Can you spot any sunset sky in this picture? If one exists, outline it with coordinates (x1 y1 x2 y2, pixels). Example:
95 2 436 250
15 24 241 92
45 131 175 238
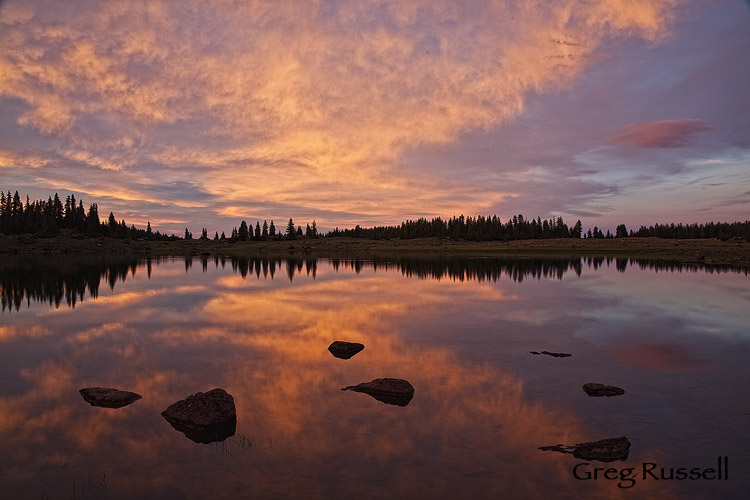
1 0 748 235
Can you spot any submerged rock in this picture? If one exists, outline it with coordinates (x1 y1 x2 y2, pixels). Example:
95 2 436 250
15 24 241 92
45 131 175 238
79 387 142 408
539 436 631 462
341 378 414 407
161 388 237 443
328 341 365 359
530 351 572 358
583 383 625 397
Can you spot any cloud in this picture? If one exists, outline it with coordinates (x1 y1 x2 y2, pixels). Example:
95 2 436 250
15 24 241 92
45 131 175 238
607 119 714 148
0 0 679 230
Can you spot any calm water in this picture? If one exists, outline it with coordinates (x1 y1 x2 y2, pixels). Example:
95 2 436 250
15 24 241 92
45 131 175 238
1 255 748 499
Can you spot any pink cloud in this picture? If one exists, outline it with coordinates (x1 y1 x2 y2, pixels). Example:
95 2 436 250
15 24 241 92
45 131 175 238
607 119 713 148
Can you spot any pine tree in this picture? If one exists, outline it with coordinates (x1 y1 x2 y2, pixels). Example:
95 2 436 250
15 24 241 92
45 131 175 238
184 227 192 239
572 220 583 238
52 193 63 226
75 201 86 233
269 220 276 237
286 218 296 239
86 203 100 236
0 191 6 234
262 220 268 239
238 220 249 241
108 212 117 236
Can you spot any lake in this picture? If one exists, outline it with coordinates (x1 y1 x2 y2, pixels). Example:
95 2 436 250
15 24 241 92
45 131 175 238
1 255 748 499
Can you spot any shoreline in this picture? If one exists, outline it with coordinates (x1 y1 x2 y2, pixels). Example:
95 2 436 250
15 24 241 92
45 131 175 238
2 235 748 268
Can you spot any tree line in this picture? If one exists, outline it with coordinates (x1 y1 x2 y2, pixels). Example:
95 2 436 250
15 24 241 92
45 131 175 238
0 190 175 240
214 217 319 242
2 189 747 242
326 216 748 241
326 214 583 240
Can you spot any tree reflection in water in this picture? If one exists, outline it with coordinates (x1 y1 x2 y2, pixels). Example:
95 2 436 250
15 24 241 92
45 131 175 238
2 254 744 312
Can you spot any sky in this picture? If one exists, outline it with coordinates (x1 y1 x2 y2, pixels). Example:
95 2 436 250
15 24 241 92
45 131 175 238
1 0 748 235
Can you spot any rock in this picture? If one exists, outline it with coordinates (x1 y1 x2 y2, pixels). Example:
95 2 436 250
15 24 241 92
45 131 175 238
573 437 631 462
583 383 625 397
539 436 631 462
530 351 572 358
79 387 142 408
328 341 365 359
341 378 414 407
161 388 237 443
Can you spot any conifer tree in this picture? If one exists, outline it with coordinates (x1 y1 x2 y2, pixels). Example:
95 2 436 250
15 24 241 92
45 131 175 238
286 218 295 239
572 220 583 238
108 212 117 235
75 201 86 233
52 193 63 225
269 220 276 237
238 220 249 241
86 203 100 236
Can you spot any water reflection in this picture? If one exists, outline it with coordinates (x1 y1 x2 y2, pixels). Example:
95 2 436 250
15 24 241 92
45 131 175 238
165 420 237 444
0 256 747 499
0 256 141 311
2 254 745 312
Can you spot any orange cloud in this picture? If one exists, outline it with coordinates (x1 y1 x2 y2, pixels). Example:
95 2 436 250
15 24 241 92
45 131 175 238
0 0 678 225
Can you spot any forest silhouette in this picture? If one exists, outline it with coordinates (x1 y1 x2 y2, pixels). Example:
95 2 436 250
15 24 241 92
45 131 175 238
1 189 748 242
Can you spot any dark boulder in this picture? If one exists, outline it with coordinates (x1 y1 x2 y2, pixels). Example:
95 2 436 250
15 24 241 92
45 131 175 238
583 383 625 397
530 351 572 358
539 436 631 462
161 388 237 443
79 387 142 408
573 437 631 462
341 378 414 407
328 341 365 359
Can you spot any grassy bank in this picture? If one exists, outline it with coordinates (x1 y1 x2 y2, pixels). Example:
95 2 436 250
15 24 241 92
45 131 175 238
2 234 748 268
